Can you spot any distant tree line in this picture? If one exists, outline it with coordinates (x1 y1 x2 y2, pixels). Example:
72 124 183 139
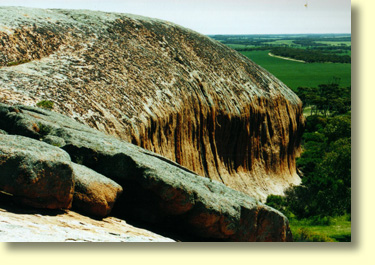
292 36 351 46
222 40 267 46
233 47 270 51
270 47 351 63
309 46 351 52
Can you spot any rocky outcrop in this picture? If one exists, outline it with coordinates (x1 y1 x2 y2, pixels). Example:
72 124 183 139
0 131 123 217
71 163 123 217
0 134 74 209
0 103 292 241
0 7 304 200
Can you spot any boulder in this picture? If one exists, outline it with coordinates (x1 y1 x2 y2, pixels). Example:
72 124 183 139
0 134 74 209
71 162 123 217
0 103 292 241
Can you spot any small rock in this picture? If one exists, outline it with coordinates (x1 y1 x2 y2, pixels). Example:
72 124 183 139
42 135 66 147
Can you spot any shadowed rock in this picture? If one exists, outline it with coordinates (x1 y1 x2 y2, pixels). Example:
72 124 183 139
72 162 123 217
0 7 305 200
0 134 74 209
0 103 292 241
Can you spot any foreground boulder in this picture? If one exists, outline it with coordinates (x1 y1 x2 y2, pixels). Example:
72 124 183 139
0 134 74 209
72 163 123 217
0 7 304 200
0 103 292 241
0 127 123 217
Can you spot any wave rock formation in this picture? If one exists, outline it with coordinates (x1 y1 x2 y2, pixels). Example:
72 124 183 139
0 7 304 200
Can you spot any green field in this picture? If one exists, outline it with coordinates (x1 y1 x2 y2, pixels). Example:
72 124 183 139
315 41 351 46
290 215 351 242
337 50 352 56
240 50 351 90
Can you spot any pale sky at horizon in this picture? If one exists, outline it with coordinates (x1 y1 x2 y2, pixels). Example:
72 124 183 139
0 0 351 34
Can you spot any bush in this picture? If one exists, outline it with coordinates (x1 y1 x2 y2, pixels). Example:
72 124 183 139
304 115 327 133
36 100 54 110
37 122 52 136
265 194 294 218
302 132 326 143
6 59 31 67
308 215 332 226
324 115 351 143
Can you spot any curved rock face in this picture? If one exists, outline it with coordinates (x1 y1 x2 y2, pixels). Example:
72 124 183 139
0 103 293 241
0 7 304 200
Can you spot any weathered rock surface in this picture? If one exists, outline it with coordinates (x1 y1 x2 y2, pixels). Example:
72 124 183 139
0 134 74 209
72 162 123 217
0 202 174 242
0 7 305 200
0 126 123 217
0 103 292 241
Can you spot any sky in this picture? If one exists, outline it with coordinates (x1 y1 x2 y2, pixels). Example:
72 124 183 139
0 0 351 34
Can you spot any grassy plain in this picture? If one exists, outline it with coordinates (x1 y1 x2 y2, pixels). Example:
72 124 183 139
240 50 351 90
315 41 351 46
290 215 351 242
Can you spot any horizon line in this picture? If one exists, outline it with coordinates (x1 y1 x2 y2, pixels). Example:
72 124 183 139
206 33 351 36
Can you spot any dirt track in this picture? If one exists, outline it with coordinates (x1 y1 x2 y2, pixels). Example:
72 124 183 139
268 52 306 63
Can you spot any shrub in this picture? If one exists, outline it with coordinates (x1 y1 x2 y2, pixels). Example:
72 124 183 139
37 122 52 136
7 59 31 66
265 194 293 218
308 215 332 226
36 100 54 110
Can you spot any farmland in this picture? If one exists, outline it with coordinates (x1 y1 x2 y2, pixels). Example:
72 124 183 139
210 34 351 90
241 50 351 90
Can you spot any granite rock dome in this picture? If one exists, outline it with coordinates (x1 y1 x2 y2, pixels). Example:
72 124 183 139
0 7 305 200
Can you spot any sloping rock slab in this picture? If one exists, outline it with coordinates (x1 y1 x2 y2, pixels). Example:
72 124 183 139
0 103 292 241
0 204 174 242
0 134 74 209
72 162 123 217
